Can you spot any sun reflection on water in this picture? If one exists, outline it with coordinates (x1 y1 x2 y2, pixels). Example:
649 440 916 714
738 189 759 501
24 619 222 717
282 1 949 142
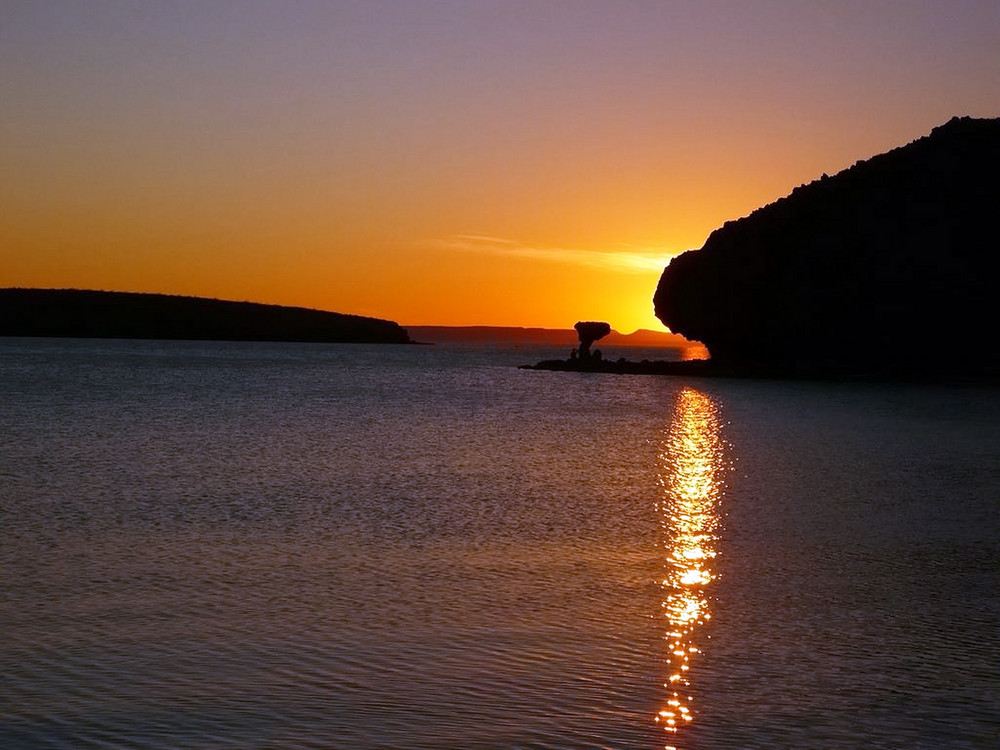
655 387 726 748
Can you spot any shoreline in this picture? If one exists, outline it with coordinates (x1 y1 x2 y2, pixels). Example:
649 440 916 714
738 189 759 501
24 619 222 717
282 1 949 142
519 356 1000 385
520 357 718 377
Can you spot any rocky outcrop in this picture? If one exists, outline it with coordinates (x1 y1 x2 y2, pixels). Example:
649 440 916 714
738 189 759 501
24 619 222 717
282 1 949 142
0 289 412 344
653 116 1000 379
573 321 611 358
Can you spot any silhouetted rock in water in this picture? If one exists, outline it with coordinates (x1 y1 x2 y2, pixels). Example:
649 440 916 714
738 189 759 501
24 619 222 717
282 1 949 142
653 116 1000 379
573 321 611 358
0 289 412 344
521 319 716 375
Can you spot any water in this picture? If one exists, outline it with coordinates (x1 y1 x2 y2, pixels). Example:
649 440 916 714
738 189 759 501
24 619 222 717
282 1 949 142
2 338 997 749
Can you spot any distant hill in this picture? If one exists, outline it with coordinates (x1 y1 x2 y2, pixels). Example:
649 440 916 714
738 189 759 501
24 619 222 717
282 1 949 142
653 116 1000 379
406 325 701 349
0 289 412 344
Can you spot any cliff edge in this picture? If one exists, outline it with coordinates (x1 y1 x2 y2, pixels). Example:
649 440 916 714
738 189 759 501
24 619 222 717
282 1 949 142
653 116 1000 379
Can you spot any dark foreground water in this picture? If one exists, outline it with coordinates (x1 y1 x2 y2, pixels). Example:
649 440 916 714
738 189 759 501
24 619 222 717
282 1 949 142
3 339 998 749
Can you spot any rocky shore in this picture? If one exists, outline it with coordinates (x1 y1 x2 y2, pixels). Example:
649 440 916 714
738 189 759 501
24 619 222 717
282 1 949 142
520 356 715 376
520 354 999 383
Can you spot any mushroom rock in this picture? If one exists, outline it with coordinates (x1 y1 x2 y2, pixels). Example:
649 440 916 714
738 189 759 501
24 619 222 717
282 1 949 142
574 321 611 358
653 116 1000 379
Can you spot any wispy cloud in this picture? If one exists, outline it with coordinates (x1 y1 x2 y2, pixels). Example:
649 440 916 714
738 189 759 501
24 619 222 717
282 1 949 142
433 234 680 274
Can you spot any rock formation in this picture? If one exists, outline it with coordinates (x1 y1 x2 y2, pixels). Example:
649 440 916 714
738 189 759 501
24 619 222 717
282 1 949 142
573 321 611 359
653 116 1000 378
0 289 412 344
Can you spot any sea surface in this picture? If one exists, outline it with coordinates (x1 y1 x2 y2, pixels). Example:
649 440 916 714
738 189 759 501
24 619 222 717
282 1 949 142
2 338 998 749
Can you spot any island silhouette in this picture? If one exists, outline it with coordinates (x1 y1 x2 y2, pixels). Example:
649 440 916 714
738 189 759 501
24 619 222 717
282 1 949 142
0 289 412 344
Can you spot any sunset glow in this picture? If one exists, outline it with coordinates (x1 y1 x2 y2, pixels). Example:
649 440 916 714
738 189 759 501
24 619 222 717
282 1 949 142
657 387 727 742
3 2 998 331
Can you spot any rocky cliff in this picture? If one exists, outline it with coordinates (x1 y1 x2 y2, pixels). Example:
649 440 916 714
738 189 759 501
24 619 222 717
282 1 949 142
653 116 1000 378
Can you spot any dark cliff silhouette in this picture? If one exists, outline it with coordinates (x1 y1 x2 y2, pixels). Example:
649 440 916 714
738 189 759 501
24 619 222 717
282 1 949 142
0 289 412 344
653 116 1000 379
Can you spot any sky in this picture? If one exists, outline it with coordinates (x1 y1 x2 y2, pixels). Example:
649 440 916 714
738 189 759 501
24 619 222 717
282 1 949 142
3 1 998 332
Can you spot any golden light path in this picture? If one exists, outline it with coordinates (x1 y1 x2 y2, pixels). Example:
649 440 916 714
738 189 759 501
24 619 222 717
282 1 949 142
655 387 726 749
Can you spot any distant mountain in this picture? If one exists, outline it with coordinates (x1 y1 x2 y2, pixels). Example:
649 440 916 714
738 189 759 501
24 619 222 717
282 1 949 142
406 325 700 349
653 116 1000 379
0 289 412 344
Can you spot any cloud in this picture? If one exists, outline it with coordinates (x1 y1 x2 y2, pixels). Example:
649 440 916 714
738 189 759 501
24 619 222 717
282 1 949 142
434 234 680 274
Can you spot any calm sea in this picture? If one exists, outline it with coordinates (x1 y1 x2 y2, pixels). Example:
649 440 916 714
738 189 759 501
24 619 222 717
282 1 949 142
2 338 997 749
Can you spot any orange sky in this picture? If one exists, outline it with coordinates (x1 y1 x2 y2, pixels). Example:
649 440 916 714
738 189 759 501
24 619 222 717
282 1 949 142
3 2 998 332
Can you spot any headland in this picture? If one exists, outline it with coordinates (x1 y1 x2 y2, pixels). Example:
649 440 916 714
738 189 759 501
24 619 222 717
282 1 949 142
653 116 1000 381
